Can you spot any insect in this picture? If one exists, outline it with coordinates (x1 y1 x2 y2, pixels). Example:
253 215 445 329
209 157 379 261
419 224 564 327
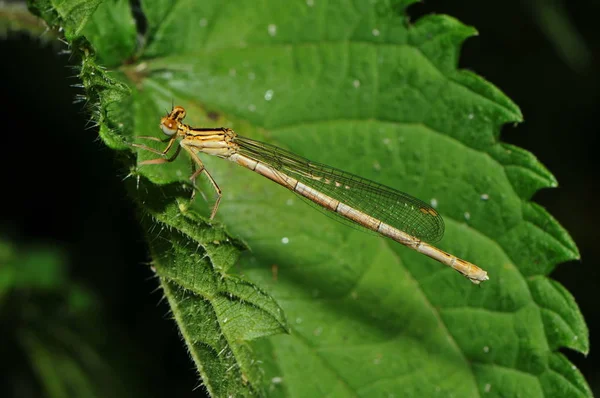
133 106 489 284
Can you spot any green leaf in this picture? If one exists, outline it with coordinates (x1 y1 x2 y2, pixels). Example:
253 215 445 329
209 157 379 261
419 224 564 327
26 0 103 39
81 0 137 67
28 0 590 397
134 181 288 396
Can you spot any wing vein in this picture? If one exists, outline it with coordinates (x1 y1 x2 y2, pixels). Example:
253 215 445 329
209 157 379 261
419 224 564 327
234 136 445 243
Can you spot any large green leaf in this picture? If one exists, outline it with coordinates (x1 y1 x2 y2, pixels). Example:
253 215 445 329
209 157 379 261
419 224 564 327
27 0 590 396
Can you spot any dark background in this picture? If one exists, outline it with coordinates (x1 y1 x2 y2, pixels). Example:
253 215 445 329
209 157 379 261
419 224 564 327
1 0 598 396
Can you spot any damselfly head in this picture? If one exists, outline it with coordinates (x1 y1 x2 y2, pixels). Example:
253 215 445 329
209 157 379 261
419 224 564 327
160 105 187 135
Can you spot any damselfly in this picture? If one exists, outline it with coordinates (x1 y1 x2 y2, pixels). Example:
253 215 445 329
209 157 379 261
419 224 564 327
133 106 489 284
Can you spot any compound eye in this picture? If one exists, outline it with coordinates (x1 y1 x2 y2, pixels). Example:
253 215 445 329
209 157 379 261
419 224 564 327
171 106 186 121
159 118 177 135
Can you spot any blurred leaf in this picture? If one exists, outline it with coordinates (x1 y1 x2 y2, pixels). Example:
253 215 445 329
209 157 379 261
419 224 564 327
528 0 592 73
0 239 129 398
21 330 97 398
27 0 590 397
0 1 49 38
0 241 65 296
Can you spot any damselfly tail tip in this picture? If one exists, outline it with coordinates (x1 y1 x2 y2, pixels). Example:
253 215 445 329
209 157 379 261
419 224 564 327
469 270 489 285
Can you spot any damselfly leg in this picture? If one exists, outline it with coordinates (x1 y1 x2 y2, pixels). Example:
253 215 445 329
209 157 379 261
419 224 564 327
181 141 223 220
133 135 222 220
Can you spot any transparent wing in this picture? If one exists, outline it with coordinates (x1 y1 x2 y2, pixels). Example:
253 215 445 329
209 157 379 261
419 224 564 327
235 136 445 243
